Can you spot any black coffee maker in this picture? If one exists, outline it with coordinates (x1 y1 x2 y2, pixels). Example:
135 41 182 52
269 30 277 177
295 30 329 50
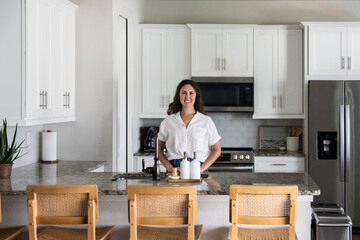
140 126 159 152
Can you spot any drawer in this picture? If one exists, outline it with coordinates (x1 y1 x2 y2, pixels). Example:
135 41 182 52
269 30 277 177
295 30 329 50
254 156 305 173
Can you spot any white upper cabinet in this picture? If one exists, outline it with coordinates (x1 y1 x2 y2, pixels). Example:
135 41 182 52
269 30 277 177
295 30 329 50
0 0 77 126
347 27 360 75
305 23 360 77
189 25 255 77
141 25 191 118
253 26 303 119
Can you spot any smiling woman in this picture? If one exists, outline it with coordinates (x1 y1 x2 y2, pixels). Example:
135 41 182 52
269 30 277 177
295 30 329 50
157 79 221 174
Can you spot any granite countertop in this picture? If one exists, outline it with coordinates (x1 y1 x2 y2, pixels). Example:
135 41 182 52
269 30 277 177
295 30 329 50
0 161 320 196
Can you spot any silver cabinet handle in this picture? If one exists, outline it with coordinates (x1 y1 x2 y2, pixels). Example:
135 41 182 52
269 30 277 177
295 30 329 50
340 105 345 182
63 93 67 108
44 91 47 109
63 92 70 108
345 105 350 182
223 58 226 71
280 96 283 108
271 164 286 166
40 91 43 109
342 57 345 70
348 57 352 70
272 96 276 109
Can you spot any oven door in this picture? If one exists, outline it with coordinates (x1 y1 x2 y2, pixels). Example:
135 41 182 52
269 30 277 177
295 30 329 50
208 163 254 172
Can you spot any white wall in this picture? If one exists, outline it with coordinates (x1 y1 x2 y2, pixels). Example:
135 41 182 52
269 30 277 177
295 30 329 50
45 0 114 162
143 0 360 24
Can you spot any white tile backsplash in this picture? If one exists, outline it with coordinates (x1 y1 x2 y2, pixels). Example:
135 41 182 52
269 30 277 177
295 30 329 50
140 112 303 149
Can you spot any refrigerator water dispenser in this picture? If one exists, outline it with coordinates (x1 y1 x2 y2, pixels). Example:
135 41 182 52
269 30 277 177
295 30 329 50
317 132 337 160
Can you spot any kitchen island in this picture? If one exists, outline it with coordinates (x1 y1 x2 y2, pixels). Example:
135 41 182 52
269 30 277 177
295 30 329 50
0 161 320 240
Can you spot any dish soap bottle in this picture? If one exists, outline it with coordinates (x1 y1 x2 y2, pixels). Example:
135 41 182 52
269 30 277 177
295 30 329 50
180 152 190 179
190 151 201 179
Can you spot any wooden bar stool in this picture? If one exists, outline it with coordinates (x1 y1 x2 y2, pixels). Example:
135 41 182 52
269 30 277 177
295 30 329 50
0 193 26 240
229 185 298 240
27 185 114 240
127 185 203 240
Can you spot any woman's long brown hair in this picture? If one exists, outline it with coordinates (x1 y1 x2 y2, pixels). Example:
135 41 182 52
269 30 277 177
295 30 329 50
167 79 205 115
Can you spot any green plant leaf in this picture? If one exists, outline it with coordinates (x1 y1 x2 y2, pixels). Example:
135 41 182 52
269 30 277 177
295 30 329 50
0 118 25 164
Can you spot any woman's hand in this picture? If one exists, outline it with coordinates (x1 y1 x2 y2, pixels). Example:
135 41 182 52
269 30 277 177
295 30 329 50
200 141 221 172
158 140 175 172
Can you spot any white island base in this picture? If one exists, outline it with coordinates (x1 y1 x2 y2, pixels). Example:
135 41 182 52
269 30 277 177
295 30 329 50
1 194 313 240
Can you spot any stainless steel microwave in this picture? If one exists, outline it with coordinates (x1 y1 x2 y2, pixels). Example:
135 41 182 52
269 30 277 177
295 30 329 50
192 77 254 112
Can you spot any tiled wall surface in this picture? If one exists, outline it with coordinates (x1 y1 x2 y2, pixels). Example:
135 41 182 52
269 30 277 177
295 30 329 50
141 113 303 149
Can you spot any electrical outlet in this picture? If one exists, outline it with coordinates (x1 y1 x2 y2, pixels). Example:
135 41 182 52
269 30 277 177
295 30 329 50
26 131 31 147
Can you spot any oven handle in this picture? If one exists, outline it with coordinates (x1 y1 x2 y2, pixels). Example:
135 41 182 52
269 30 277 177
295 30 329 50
209 166 254 171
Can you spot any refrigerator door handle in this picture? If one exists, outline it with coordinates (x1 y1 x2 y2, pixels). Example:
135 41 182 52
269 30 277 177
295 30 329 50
345 105 351 182
340 105 345 182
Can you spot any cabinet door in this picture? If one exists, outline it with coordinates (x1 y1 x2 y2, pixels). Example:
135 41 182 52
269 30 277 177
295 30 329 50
52 3 76 118
166 28 191 106
39 0 55 118
278 30 303 114
347 27 360 76
142 29 167 114
191 29 222 76
222 29 253 77
254 29 278 115
25 0 43 120
308 26 347 76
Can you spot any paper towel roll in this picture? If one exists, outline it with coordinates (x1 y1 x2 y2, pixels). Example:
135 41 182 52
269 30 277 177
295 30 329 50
41 131 57 161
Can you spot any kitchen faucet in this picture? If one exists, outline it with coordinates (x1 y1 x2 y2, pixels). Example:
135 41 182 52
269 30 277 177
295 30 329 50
145 127 161 180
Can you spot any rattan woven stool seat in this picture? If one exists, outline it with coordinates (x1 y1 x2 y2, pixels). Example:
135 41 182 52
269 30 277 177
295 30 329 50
228 227 298 240
37 226 115 240
136 225 203 240
0 226 26 240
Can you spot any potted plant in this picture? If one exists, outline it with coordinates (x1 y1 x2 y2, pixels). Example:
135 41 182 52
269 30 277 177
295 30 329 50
0 119 25 178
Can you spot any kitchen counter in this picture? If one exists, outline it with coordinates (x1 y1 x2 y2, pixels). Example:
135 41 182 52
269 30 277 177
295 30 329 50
0 161 319 196
0 161 319 240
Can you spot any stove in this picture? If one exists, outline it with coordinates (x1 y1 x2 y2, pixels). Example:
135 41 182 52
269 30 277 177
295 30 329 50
209 147 254 172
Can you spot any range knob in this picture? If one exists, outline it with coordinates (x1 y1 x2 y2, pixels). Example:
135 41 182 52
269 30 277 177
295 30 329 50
239 155 244 160
245 155 250 160
233 154 238 160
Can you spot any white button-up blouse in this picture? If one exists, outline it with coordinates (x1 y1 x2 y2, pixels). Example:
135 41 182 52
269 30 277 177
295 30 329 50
158 112 221 163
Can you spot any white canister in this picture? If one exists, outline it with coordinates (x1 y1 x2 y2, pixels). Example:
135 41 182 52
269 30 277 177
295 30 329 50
287 137 299 151
180 158 190 179
190 153 201 179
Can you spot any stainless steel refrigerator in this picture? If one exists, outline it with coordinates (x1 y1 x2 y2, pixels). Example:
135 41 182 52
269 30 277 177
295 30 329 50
309 80 360 228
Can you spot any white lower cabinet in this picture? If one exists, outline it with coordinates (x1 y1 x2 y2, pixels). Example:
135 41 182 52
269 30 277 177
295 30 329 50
133 156 166 173
254 156 305 173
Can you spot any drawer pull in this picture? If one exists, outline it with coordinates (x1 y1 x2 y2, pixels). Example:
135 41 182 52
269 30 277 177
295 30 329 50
271 164 286 166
